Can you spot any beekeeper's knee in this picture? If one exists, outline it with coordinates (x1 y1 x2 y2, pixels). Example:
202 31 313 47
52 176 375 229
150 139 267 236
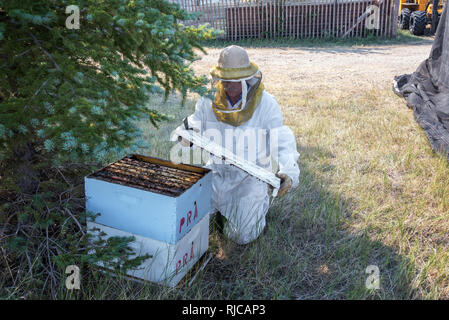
223 217 266 245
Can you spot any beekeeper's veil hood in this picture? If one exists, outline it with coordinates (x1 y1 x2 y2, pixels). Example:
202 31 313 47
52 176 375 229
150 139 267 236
210 45 264 127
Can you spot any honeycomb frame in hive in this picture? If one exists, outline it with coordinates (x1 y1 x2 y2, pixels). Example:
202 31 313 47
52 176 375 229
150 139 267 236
85 154 213 244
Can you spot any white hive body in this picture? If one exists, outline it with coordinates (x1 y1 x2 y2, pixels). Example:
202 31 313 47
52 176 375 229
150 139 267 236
87 214 209 287
85 154 213 286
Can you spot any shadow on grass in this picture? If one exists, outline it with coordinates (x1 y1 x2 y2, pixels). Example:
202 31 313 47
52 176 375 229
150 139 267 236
186 144 418 299
284 45 392 55
200 29 434 50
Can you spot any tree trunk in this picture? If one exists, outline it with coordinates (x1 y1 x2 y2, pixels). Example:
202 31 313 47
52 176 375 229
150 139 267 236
12 142 41 194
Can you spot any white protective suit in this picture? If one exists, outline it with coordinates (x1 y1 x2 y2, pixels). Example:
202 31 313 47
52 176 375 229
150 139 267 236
171 90 300 245
171 46 299 244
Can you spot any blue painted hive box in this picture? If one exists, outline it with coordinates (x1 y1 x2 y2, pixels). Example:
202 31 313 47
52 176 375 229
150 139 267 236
85 154 212 244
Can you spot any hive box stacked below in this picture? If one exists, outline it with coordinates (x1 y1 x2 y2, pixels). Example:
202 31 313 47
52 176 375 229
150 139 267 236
85 154 213 286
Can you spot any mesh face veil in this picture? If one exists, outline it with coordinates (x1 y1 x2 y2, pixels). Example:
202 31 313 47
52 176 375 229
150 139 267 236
210 71 264 127
211 71 262 110
208 45 265 126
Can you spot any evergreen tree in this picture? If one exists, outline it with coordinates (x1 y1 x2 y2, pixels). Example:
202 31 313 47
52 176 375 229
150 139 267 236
0 0 217 194
0 0 219 297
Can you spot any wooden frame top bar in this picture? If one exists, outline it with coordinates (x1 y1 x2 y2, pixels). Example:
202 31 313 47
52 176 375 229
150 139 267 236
86 154 210 197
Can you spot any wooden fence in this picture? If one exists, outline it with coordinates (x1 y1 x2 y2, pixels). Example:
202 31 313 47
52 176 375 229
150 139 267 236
173 0 400 40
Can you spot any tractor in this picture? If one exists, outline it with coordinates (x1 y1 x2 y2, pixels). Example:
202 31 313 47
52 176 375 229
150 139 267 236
399 0 446 35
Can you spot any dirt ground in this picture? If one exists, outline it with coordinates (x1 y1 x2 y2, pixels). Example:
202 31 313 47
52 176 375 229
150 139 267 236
191 40 434 98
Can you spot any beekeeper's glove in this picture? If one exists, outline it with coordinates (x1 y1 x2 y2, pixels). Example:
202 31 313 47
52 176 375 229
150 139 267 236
275 172 293 198
177 127 199 147
177 116 200 147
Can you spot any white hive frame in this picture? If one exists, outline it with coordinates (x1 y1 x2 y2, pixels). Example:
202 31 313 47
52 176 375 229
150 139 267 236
175 130 281 197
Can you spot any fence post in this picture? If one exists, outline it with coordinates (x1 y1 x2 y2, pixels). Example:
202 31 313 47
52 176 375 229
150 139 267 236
297 1 300 39
188 0 404 41
332 0 338 37
392 0 399 37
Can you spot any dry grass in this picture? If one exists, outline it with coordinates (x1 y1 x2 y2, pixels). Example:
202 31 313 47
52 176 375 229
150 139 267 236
115 39 449 299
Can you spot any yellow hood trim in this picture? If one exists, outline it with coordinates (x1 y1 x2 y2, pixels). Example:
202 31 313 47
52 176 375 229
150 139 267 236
211 81 264 127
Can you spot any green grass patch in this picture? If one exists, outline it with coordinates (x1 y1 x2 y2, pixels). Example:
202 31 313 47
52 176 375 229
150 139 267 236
131 82 449 299
201 28 433 48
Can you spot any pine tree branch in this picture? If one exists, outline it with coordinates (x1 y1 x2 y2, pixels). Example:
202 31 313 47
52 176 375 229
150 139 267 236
28 32 62 72
15 48 32 59
0 248 15 285
25 33 77 104
23 78 49 111
64 208 85 236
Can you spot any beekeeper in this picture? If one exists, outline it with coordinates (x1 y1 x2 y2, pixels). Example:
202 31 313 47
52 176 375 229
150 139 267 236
172 45 299 245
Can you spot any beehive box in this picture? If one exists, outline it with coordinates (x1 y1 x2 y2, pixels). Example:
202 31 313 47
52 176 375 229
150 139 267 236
85 154 213 244
87 213 210 287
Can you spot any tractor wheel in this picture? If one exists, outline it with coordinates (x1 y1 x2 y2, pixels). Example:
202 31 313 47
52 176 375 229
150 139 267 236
409 11 427 35
400 8 412 29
